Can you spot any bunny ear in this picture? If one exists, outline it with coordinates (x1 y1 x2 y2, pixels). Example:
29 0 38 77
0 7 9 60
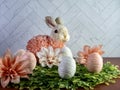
45 16 57 28
55 17 63 25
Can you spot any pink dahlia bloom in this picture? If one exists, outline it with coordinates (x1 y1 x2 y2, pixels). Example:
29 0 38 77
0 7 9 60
0 49 33 88
77 45 104 64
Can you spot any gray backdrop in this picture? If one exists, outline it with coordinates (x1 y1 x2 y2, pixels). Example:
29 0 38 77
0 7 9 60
0 0 120 57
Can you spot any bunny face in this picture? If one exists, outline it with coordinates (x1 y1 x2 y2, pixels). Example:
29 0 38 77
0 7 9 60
45 16 70 42
50 25 70 42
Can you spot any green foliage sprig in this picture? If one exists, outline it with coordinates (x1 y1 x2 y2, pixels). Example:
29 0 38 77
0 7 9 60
8 62 120 90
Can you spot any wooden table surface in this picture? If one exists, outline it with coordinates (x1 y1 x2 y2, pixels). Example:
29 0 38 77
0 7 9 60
0 58 120 90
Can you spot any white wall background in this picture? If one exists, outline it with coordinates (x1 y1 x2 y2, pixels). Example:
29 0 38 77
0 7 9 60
0 0 120 57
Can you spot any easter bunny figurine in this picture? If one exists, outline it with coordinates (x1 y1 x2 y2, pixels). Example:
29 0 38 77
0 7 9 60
26 16 70 55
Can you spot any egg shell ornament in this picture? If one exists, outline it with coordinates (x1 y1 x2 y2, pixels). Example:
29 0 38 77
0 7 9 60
60 46 73 58
58 56 76 79
86 52 103 73
15 49 37 71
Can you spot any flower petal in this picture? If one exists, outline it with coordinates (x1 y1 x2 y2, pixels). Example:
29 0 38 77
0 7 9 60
1 76 10 88
41 57 47 61
0 58 3 69
15 49 26 57
48 46 54 56
90 45 104 55
36 52 41 58
40 62 46 67
42 47 48 55
77 51 83 57
2 49 12 67
37 47 61 68
47 63 53 68
55 48 60 56
12 58 31 74
20 75 29 79
11 76 20 84
36 51 46 58
18 69 32 76
84 45 90 54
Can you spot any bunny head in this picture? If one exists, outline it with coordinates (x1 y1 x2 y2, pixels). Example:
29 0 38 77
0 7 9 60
45 16 70 43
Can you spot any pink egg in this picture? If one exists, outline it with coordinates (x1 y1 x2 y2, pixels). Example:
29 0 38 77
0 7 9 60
15 49 37 71
86 52 103 73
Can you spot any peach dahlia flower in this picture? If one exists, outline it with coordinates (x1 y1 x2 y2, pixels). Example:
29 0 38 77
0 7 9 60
0 49 33 88
77 45 104 64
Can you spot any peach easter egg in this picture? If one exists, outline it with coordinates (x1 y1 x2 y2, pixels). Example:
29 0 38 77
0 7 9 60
86 52 103 73
15 49 37 71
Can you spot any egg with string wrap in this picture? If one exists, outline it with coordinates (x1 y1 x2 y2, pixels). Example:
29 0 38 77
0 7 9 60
86 52 103 73
58 47 76 79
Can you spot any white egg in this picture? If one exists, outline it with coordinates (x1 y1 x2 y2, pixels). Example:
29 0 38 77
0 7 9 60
58 56 76 79
60 46 73 58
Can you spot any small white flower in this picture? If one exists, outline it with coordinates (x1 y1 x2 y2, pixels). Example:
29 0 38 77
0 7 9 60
36 46 61 68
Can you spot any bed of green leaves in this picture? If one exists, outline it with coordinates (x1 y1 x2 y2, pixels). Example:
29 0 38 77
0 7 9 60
8 62 120 90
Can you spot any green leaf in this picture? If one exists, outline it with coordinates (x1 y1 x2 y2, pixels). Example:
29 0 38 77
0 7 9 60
7 62 120 90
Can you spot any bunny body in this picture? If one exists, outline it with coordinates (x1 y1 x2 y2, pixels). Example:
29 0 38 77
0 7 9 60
26 16 70 55
26 35 64 54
